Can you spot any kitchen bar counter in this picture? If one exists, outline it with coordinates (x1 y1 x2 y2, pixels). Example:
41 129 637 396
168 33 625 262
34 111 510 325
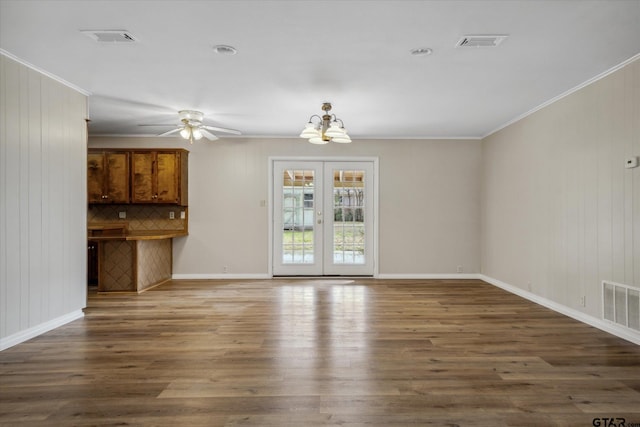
89 230 187 241
88 225 187 293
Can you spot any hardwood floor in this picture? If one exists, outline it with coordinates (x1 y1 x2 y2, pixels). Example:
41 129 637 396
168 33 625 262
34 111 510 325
1 278 640 426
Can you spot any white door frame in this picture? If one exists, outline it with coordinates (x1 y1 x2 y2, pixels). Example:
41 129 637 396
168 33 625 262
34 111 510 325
268 156 379 277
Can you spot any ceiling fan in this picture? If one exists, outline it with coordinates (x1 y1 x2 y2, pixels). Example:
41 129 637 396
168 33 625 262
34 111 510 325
146 110 241 143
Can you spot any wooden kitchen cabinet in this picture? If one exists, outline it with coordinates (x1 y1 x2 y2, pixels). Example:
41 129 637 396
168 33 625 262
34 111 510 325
87 240 99 285
87 151 130 203
131 149 188 205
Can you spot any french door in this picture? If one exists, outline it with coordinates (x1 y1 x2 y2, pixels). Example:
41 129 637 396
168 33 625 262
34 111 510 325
272 160 375 276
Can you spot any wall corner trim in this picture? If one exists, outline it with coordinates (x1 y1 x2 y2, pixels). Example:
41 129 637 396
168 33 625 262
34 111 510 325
479 275 640 346
0 310 85 351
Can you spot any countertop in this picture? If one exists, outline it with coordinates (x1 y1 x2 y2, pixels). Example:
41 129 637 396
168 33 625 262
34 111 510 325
88 225 187 241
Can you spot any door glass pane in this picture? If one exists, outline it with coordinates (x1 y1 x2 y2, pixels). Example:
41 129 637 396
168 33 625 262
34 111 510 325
282 170 315 264
333 169 365 264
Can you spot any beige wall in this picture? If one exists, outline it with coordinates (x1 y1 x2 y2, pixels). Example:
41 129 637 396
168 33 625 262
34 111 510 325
481 58 640 318
0 54 88 348
89 137 482 277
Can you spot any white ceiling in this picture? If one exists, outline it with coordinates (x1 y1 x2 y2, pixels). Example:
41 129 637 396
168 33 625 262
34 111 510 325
1 0 639 140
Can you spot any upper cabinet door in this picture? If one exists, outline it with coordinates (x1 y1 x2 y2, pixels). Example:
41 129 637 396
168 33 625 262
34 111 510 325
87 152 106 203
105 152 130 203
131 150 187 205
131 152 156 203
87 151 130 203
155 152 178 203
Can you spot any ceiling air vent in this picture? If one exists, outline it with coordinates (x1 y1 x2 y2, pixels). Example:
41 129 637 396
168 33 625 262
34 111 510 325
456 35 508 48
81 30 137 43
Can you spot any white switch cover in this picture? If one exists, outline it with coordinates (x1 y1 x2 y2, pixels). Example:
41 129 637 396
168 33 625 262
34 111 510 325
118 211 126 219
180 211 186 219
625 156 639 169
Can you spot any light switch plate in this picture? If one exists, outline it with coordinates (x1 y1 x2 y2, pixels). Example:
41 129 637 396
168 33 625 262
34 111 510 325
118 211 126 219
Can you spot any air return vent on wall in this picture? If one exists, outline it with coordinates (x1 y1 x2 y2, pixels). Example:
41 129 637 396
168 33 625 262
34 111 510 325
603 280 640 333
456 35 508 48
81 30 137 43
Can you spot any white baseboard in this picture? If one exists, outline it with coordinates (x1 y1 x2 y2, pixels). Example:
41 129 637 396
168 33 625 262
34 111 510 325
377 273 482 280
479 274 640 346
174 273 482 280
0 310 85 351
172 273 272 280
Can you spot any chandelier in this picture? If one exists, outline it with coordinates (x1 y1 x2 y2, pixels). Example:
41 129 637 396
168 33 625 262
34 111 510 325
299 102 351 144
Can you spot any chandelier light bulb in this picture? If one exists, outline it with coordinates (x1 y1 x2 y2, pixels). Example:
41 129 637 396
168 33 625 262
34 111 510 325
325 122 345 138
300 122 320 138
309 136 329 144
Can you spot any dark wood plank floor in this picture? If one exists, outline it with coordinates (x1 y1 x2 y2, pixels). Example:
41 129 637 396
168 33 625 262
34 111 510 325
1 279 640 426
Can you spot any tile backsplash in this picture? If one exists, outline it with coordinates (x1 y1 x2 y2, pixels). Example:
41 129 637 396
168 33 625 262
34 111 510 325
88 204 187 231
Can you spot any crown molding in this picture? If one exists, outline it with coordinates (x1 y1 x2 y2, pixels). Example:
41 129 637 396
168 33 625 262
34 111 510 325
1 49 91 96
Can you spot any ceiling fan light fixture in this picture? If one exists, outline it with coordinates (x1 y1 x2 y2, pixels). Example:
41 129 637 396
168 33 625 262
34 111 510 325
152 110 241 142
192 128 203 140
178 110 204 123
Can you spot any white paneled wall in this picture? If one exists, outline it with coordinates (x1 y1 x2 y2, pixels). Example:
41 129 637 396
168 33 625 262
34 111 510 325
482 57 640 320
0 53 88 349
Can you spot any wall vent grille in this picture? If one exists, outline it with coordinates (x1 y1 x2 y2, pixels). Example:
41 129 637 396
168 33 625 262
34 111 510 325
603 280 640 332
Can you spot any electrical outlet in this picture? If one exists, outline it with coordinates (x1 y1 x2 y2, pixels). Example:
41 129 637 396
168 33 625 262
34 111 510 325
223 266 228 273
456 265 463 273
118 211 126 219
527 282 532 291
180 211 186 219
169 211 175 220
580 296 586 307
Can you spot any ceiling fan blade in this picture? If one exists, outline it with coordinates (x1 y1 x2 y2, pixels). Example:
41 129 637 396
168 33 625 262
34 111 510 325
202 125 241 135
158 128 181 137
138 124 176 127
200 129 219 141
